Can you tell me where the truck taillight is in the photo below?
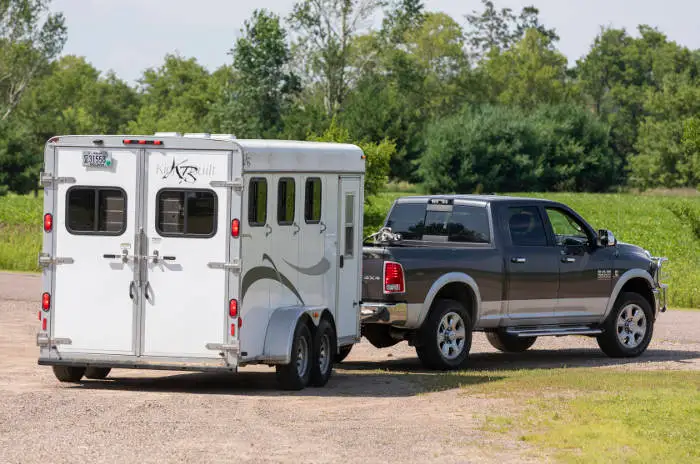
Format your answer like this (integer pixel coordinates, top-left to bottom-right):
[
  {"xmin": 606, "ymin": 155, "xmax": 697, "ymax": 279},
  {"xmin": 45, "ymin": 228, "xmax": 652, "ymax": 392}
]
[
  {"xmin": 43, "ymin": 213, "xmax": 53, "ymax": 232},
  {"xmin": 384, "ymin": 261, "xmax": 405, "ymax": 294},
  {"xmin": 42, "ymin": 292, "xmax": 51, "ymax": 311},
  {"xmin": 231, "ymin": 218, "xmax": 240, "ymax": 237},
  {"xmin": 229, "ymin": 299, "xmax": 238, "ymax": 318}
]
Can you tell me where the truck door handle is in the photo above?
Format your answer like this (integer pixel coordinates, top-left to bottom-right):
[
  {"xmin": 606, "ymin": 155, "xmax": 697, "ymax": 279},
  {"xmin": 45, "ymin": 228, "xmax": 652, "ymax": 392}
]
[
  {"xmin": 562, "ymin": 257, "xmax": 576, "ymax": 263},
  {"xmin": 511, "ymin": 257, "xmax": 527, "ymax": 264},
  {"xmin": 129, "ymin": 281, "xmax": 136, "ymax": 300}
]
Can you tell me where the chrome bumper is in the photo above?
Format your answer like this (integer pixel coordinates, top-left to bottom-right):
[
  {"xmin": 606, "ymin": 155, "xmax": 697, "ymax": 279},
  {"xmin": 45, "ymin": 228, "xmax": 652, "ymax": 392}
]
[
  {"xmin": 654, "ymin": 284, "xmax": 668, "ymax": 315},
  {"xmin": 360, "ymin": 302, "xmax": 407, "ymax": 325}
]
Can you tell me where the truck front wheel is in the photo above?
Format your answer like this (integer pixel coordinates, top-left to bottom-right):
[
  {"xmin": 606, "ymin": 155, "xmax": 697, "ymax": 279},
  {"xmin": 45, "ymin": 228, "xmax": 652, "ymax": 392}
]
[
  {"xmin": 597, "ymin": 292, "xmax": 654, "ymax": 358},
  {"xmin": 416, "ymin": 299, "xmax": 472, "ymax": 370},
  {"xmin": 52, "ymin": 366, "xmax": 85, "ymax": 383},
  {"xmin": 486, "ymin": 330, "xmax": 537, "ymax": 353}
]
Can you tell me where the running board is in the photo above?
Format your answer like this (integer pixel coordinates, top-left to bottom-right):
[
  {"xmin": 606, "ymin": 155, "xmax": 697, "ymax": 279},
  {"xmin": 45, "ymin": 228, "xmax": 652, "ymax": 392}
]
[{"xmin": 505, "ymin": 326, "xmax": 602, "ymax": 338}]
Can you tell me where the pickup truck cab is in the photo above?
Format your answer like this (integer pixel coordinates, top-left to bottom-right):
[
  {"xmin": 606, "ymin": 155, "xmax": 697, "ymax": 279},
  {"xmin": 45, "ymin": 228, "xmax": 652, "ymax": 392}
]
[{"xmin": 354, "ymin": 195, "xmax": 668, "ymax": 370}]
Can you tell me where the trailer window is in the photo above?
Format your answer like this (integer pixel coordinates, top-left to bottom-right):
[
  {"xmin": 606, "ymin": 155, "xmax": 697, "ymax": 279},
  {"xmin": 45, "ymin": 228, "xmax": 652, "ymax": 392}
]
[
  {"xmin": 248, "ymin": 178, "xmax": 267, "ymax": 226},
  {"xmin": 304, "ymin": 178, "xmax": 322, "ymax": 223},
  {"xmin": 344, "ymin": 193, "xmax": 355, "ymax": 257},
  {"xmin": 277, "ymin": 178, "xmax": 295, "ymax": 225},
  {"xmin": 156, "ymin": 189, "xmax": 217, "ymax": 237},
  {"xmin": 66, "ymin": 187, "xmax": 126, "ymax": 235}
]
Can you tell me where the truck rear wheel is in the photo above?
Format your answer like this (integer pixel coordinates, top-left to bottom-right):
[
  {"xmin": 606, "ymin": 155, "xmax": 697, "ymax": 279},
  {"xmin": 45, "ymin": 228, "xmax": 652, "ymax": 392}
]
[
  {"xmin": 597, "ymin": 292, "xmax": 654, "ymax": 358},
  {"xmin": 275, "ymin": 321, "xmax": 313, "ymax": 390},
  {"xmin": 416, "ymin": 299, "xmax": 472, "ymax": 370},
  {"xmin": 52, "ymin": 366, "xmax": 86, "ymax": 383},
  {"xmin": 363, "ymin": 324, "xmax": 399, "ymax": 348},
  {"xmin": 486, "ymin": 330, "xmax": 537, "ymax": 353},
  {"xmin": 85, "ymin": 367, "xmax": 112, "ymax": 380},
  {"xmin": 335, "ymin": 345, "xmax": 353, "ymax": 363},
  {"xmin": 310, "ymin": 318, "xmax": 335, "ymax": 387}
]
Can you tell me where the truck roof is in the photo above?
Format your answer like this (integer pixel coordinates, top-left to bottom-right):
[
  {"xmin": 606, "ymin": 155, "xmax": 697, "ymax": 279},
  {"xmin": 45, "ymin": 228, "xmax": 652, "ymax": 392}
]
[{"xmin": 394, "ymin": 194, "xmax": 556, "ymax": 204}]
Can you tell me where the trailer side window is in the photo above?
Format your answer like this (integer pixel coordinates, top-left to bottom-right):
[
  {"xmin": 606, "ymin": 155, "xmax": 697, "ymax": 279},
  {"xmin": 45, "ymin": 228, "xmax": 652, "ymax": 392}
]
[
  {"xmin": 344, "ymin": 193, "xmax": 355, "ymax": 257},
  {"xmin": 304, "ymin": 178, "xmax": 322, "ymax": 223},
  {"xmin": 248, "ymin": 178, "xmax": 268, "ymax": 226},
  {"xmin": 156, "ymin": 189, "xmax": 217, "ymax": 237},
  {"xmin": 66, "ymin": 187, "xmax": 126, "ymax": 235},
  {"xmin": 277, "ymin": 178, "xmax": 295, "ymax": 225}
]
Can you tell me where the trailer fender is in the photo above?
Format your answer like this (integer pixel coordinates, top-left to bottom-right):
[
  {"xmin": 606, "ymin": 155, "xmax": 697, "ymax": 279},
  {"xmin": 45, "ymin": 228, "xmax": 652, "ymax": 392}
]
[{"xmin": 262, "ymin": 306, "xmax": 330, "ymax": 364}]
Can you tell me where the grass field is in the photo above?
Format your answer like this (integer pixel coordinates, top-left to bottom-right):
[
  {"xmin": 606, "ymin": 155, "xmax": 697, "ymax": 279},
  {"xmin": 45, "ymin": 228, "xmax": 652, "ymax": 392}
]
[
  {"xmin": 431, "ymin": 368, "xmax": 700, "ymax": 463},
  {"xmin": 1, "ymin": 190, "xmax": 699, "ymax": 307}
]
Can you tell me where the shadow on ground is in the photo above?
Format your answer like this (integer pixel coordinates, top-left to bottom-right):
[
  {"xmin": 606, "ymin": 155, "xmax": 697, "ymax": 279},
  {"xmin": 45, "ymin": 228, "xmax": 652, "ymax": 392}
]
[{"xmin": 67, "ymin": 347, "xmax": 699, "ymax": 397}]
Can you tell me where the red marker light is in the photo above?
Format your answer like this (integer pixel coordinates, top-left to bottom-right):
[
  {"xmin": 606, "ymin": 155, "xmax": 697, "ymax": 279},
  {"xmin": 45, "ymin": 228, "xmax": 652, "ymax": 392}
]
[
  {"xmin": 230, "ymin": 323, "xmax": 236, "ymax": 337},
  {"xmin": 42, "ymin": 318, "xmax": 47, "ymax": 331},
  {"xmin": 231, "ymin": 218, "xmax": 240, "ymax": 238},
  {"xmin": 41, "ymin": 292, "xmax": 51, "ymax": 311},
  {"xmin": 43, "ymin": 213, "xmax": 53, "ymax": 232},
  {"xmin": 229, "ymin": 299, "xmax": 238, "ymax": 318}
]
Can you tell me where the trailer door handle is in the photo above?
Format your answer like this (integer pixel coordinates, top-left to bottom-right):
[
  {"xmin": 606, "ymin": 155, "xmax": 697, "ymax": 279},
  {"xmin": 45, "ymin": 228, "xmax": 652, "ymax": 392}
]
[
  {"xmin": 292, "ymin": 222, "xmax": 300, "ymax": 236},
  {"xmin": 129, "ymin": 281, "xmax": 136, "ymax": 300},
  {"xmin": 339, "ymin": 255, "xmax": 344, "ymax": 268},
  {"xmin": 319, "ymin": 221, "xmax": 326, "ymax": 234},
  {"xmin": 162, "ymin": 256, "xmax": 176, "ymax": 261},
  {"xmin": 511, "ymin": 257, "xmax": 527, "ymax": 264}
]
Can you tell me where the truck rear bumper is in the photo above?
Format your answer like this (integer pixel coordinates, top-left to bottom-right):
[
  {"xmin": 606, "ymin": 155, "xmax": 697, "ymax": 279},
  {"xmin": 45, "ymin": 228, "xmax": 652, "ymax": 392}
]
[{"xmin": 360, "ymin": 302, "xmax": 407, "ymax": 325}]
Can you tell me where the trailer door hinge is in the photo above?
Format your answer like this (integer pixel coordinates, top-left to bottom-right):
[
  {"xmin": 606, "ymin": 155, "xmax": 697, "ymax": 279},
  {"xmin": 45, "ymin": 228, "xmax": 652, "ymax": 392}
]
[
  {"xmin": 210, "ymin": 178, "xmax": 243, "ymax": 191},
  {"xmin": 36, "ymin": 334, "xmax": 72, "ymax": 347},
  {"xmin": 207, "ymin": 259, "xmax": 241, "ymax": 272},
  {"xmin": 38, "ymin": 253, "xmax": 74, "ymax": 267},
  {"xmin": 40, "ymin": 172, "xmax": 76, "ymax": 187}
]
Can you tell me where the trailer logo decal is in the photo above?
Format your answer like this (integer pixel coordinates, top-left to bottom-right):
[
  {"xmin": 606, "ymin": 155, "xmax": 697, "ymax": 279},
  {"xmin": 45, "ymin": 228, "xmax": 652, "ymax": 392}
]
[{"xmin": 157, "ymin": 158, "xmax": 216, "ymax": 184}]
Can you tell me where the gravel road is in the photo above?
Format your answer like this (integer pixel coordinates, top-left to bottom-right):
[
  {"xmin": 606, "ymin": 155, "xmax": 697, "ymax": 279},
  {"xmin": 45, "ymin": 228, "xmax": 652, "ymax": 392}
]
[{"xmin": 1, "ymin": 272, "xmax": 698, "ymax": 464}]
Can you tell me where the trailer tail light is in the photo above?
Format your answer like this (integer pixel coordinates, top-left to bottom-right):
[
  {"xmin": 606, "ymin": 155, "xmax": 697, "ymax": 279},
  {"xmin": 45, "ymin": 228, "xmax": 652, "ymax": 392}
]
[
  {"xmin": 123, "ymin": 139, "xmax": 163, "ymax": 146},
  {"xmin": 43, "ymin": 213, "xmax": 53, "ymax": 232},
  {"xmin": 230, "ymin": 323, "xmax": 236, "ymax": 337},
  {"xmin": 229, "ymin": 299, "xmax": 238, "ymax": 318},
  {"xmin": 42, "ymin": 318, "xmax": 47, "ymax": 331},
  {"xmin": 231, "ymin": 218, "xmax": 240, "ymax": 238},
  {"xmin": 41, "ymin": 292, "xmax": 51, "ymax": 311},
  {"xmin": 383, "ymin": 261, "xmax": 405, "ymax": 294}
]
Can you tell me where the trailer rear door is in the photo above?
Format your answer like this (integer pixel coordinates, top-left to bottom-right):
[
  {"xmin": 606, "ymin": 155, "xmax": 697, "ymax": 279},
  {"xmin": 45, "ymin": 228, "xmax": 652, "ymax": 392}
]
[{"xmin": 52, "ymin": 147, "xmax": 139, "ymax": 354}]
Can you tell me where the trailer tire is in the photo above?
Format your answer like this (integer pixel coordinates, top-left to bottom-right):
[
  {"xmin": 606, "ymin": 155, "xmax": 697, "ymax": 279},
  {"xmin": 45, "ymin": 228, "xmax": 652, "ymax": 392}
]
[
  {"xmin": 310, "ymin": 318, "xmax": 335, "ymax": 387},
  {"xmin": 415, "ymin": 299, "xmax": 472, "ymax": 370},
  {"xmin": 275, "ymin": 321, "xmax": 313, "ymax": 390},
  {"xmin": 363, "ymin": 324, "xmax": 399, "ymax": 348},
  {"xmin": 335, "ymin": 345, "xmax": 353, "ymax": 363},
  {"xmin": 52, "ymin": 366, "xmax": 86, "ymax": 383},
  {"xmin": 486, "ymin": 330, "xmax": 537, "ymax": 353},
  {"xmin": 85, "ymin": 367, "xmax": 112, "ymax": 380}
]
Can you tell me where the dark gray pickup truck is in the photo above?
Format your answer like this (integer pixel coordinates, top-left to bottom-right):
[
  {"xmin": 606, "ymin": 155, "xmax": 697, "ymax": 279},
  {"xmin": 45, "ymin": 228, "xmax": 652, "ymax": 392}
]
[{"xmin": 347, "ymin": 195, "xmax": 668, "ymax": 370}]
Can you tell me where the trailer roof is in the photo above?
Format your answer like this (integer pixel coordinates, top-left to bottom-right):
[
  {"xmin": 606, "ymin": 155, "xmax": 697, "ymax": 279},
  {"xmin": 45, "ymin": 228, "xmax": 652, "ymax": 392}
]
[{"xmin": 48, "ymin": 135, "xmax": 366, "ymax": 174}]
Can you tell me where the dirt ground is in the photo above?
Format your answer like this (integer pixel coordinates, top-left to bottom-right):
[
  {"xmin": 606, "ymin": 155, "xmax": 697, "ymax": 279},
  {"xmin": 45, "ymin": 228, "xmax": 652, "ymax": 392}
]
[{"xmin": 0, "ymin": 272, "xmax": 698, "ymax": 464}]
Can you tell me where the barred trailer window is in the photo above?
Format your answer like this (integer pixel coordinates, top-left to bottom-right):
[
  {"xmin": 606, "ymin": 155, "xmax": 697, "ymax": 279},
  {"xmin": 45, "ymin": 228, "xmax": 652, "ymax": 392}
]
[
  {"xmin": 66, "ymin": 187, "xmax": 126, "ymax": 235},
  {"xmin": 156, "ymin": 189, "xmax": 217, "ymax": 237},
  {"xmin": 248, "ymin": 178, "xmax": 268, "ymax": 226}
]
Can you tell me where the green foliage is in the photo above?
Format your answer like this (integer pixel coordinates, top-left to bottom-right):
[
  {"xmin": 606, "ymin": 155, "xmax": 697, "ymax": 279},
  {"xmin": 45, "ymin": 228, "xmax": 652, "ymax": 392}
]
[{"xmin": 419, "ymin": 104, "xmax": 616, "ymax": 194}]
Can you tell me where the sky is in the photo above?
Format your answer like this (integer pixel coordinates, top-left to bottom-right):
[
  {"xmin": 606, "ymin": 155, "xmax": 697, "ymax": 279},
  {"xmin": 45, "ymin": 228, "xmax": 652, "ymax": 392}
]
[{"xmin": 52, "ymin": 0, "xmax": 700, "ymax": 84}]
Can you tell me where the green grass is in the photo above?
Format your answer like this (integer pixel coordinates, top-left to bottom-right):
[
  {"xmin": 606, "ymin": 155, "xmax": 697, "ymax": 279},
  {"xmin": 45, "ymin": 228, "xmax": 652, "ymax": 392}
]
[
  {"xmin": 436, "ymin": 369, "xmax": 700, "ymax": 463},
  {"xmin": 0, "ymin": 194, "xmax": 43, "ymax": 272},
  {"xmin": 365, "ymin": 191, "xmax": 700, "ymax": 308}
]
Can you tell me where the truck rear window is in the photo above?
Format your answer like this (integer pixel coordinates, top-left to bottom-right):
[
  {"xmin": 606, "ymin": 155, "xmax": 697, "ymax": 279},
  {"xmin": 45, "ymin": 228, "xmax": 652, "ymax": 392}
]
[
  {"xmin": 386, "ymin": 203, "xmax": 491, "ymax": 243},
  {"xmin": 66, "ymin": 187, "xmax": 126, "ymax": 235},
  {"xmin": 385, "ymin": 203, "xmax": 426, "ymax": 240},
  {"xmin": 157, "ymin": 189, "xmax": 217, "ymax": 237}
]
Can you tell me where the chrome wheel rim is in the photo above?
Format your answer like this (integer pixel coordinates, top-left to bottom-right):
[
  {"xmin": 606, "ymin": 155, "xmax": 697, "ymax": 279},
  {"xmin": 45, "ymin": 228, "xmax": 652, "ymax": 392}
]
[
  {"xmin": 296, "ymin": 336, "xmax": 309, "ymax": 377},
  {"xmin": 437, "ymin": 311, "xmax": 466, "ymax": 360},
  {"xmin": 318, "ymin": 333, "xmax": 331, "ymax": 374},
  {"xmin": 616, "ymin": 304, "xmax": 647, "ymax": 349}
]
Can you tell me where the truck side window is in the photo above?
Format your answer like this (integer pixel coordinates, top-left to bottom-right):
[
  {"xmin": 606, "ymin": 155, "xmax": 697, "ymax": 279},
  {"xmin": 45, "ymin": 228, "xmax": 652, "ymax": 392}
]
[
  {"xmin": 248, "ymin": 178, "xmax": 267, "ymax": 226},
  {"xmin": 304, "ymin": 178, "xmax": 322, "ymax": 223},
  {"xmin": 546, "ymin": 208, "xmax": 590, "ymax": 246},
  {"xmin": 157, "ymin": 189, "xmax": 217, "ymax": 237},
  {"xmin": 66, "ymin": 187, "xmax": 126, "ymax": 235},
  {"xmin": 449, "ymin": 206, "xmax": 490, "ymax": 243},
  {"xmin": 507, "ymin": 206, "xmax": 547, "ymax": 247},
  {"xmin": 277, "ymin": 178, "xmax": 295, "ymax": 225},
  {"xmin": 385, "ymin": 203, "xmax": 426, "ymax": 240}
]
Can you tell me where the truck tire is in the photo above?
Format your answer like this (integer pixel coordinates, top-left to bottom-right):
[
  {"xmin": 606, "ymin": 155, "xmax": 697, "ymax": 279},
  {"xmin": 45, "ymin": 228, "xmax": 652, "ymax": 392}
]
[
  {"xmin": 335, "ymin": 345, "xmax": 353, "ymax": 363},
  {"xmin": 52, "ymin": 366, "xmax": 86, "ymax": 383},
  {"xmin": 84, "ymin": 367, "xmax": 111, "ymax": 380},
  {"xmin": 363, "ymin": 324, "xmax": 399, "ymax": 348},
  {"xmin": 275, "ymin": 321, "xmax": 313, "ymax": 390},
  {"xmin": 597, "ymin": 292, "xmax": 654, "ymax": 358},
  {"xmin": 310, "ymin": 318, "xmax": 335, "ymax": 387},
  {"xmin": 486, "ymin": 330, "xmax": 537, "ymax": 353},
  {"xmin": 415, "ymin": 299, "xmax": 472, "ymax": 370}
]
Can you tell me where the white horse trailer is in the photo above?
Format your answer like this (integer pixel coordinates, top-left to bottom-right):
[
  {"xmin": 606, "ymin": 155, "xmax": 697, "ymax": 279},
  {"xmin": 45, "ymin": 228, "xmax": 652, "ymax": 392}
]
[{"xmin": 37, "ymin": 134, "xmax": 365, "ymax": 390}]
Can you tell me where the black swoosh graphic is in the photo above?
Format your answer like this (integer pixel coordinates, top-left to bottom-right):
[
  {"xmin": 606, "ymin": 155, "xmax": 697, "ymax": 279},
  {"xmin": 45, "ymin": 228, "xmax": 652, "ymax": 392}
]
[
  {"xmin": 283, "ymin": 257, "xmax": 331, "ymax": 276},
  {"xmin": 241, "ymin": 254, "xmax": 305, "ymax": 305}
]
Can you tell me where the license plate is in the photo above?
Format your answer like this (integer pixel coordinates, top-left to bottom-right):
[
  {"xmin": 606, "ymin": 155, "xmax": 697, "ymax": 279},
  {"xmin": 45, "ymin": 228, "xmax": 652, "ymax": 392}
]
[{"xmin": 82, "ymin": 150, "xmax": 112, "ymax": 168}]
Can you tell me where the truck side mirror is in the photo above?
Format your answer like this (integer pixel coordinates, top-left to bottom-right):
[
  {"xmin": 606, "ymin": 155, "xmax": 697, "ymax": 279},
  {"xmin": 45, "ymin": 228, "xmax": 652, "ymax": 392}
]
[{"xmin": 598, "ymin": 229, "xmax": 617, "ymax": 247}]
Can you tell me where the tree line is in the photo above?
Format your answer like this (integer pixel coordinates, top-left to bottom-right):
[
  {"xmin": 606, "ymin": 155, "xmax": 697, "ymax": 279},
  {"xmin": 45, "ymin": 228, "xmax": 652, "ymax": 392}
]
[{"xmin": 1, "ymin": 0, "xmax": 699, "ymax": 197}]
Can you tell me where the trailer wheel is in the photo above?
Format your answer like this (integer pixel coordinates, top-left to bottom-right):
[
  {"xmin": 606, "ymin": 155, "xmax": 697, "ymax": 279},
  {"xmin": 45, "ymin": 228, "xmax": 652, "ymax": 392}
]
[
  {"xmin": 275, "ymin": 321, "xmax": 313, "ymax": 390},
  {"xmin": 84, "ymin": 367, "xmax": 112, "ymax": 380},
  {"xmin": 415, "ymin": 299, "xmax": 472, "ymax": 370},
  {"xmin": 52, "ymin": 366, "xmax": 86, "ymax": 383},
  {"xmin": 335, "ymin": 345, "xmax": 353, "ymax": 363},
  {"xmin": 310, "ymin": 318, "xmax": 335, "ymax": 387}
]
